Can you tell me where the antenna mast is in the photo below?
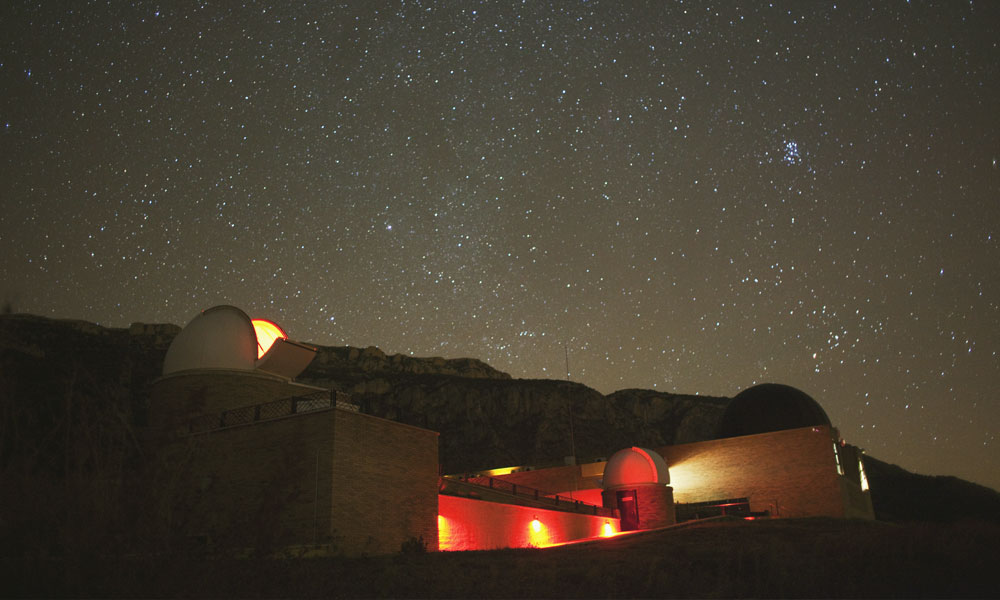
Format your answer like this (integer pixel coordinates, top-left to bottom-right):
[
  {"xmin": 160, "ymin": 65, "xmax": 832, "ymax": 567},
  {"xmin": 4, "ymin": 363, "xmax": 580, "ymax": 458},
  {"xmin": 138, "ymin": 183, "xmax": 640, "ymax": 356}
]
[{"xmin": 565, "ymin": 344, "xmax": 570, "ymax": 380}]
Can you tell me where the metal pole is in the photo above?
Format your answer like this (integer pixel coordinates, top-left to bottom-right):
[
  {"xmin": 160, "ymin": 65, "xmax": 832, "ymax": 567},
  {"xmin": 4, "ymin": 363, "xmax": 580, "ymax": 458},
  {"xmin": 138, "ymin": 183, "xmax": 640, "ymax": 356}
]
[
  {"xmin": 565, "ymin": 343, "xmax": 577, "ymax": 466},
  {"xmin": 565, "ymin": 344, "xmax": 570, "ymax": 380},
  {"xmin": 312, "ymin": 449, "xmax": 320, "ymax": 545}
]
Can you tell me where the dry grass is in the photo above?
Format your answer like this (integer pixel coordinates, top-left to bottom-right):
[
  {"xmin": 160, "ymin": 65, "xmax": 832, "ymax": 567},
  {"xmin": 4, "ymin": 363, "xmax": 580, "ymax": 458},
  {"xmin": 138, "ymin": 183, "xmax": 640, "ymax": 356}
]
[{"xmin": 4, "ymin": 517, "xmax": 998, "ymax": 598}]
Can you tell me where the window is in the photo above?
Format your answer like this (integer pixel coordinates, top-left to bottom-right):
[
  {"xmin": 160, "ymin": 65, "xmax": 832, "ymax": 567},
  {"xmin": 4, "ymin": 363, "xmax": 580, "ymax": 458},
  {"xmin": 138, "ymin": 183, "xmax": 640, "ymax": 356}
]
[
  {"xmin": 858, "ymin": 458, "xmax": 870, "ymax": 492},
  {"xmin": 832, "ymin": 442, "xmax": 844, "ymax": 476}
]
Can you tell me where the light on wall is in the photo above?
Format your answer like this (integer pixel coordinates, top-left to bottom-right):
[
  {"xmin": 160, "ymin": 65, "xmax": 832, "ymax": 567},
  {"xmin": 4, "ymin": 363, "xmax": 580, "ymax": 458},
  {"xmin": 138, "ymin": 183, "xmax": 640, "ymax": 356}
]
[
  {"xmin": 666, "ymin": 459, "xmax": 702, "ymax": 491},
  {"xmin": 602, "ymin": 521, "xmax": 614, "ymax": 537},
  {"xmin": 531, "ymin": 518, "xmax": 542, "ymax": 533}
]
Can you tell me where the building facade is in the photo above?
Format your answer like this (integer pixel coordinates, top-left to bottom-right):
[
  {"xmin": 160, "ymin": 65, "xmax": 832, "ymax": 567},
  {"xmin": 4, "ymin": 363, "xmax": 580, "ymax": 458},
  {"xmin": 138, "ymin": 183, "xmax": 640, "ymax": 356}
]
[{"xmin": 148, "ymin": 306, "xmax": 873, "ymax": 557}]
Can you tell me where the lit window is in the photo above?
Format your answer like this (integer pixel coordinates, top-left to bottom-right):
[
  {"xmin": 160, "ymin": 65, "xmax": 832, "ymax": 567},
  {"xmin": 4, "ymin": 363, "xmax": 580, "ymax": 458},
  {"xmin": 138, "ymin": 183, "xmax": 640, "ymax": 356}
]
[
  {"xmin": 832, "ymin": 442, "xmax": 844, "ymax": 476},
  {"xmin": 859, "ymin": 459, "xmax": 870, "ymax": 492}
]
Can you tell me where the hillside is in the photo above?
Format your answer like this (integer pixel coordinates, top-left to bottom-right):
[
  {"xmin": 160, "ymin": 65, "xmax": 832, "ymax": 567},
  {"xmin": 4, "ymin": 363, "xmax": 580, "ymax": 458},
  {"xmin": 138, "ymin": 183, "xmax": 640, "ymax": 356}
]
[{"xmin": 864, "ymin": 455, "xmax": 1000, "ymax": 523}]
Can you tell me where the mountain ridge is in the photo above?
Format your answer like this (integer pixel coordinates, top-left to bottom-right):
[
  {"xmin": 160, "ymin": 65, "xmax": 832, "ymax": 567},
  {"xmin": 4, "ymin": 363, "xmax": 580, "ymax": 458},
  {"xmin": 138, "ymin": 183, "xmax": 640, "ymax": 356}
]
[{"xmin": 2, "ymin": 312, "xmax": 998, "ymax": 524}]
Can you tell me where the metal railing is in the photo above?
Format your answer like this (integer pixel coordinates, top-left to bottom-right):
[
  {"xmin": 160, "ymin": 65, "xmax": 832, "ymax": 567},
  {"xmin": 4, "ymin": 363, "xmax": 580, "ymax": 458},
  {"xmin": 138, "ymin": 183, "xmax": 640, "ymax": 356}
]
[
  {"xmin": 675, "ymin": 497, "xmax": 768, "ymax": 522},
  {"xmin": 185, "ymin": 390, "xmax": 358, "ymax": 434},
  {"xmin": 450, "ymin": 474, "xmax": 615, "ymax": 517}
]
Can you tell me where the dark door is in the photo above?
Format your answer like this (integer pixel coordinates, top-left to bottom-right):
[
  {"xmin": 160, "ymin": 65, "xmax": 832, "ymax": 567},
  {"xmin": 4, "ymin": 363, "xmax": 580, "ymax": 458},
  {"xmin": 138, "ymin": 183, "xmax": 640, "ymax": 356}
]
[{"xmin": 616, "ymin": 490, "xmax": 639, "ymax": 531}]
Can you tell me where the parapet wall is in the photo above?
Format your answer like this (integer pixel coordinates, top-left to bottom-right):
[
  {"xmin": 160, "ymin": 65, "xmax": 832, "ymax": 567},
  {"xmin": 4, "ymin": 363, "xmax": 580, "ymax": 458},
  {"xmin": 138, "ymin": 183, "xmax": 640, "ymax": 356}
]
[{"xmin": 438, "ymin": 494, "xmax": 618, "ymax": 550}]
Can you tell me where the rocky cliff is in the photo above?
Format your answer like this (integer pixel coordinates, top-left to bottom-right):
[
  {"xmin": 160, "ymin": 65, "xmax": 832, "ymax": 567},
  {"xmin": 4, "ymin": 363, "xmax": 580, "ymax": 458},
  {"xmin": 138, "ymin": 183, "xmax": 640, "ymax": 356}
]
[{"xmin": 0, "ymin": 313, "xmax": 727, "ymax": 472}]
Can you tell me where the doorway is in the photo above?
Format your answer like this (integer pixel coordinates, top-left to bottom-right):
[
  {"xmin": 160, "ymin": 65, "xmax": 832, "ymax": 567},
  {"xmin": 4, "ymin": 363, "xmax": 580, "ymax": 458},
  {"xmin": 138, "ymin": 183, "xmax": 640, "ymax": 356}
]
[{"xmin": 616, "ymin": 489, "xmax": 639, "ymax": 531}]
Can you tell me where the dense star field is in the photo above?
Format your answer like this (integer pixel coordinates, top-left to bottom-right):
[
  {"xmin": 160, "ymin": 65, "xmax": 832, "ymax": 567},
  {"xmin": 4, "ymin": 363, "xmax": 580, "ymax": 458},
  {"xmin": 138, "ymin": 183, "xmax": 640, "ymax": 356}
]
[{"xmin": 2, "ymin": 2, "xmax": 997, "ymax": 491}]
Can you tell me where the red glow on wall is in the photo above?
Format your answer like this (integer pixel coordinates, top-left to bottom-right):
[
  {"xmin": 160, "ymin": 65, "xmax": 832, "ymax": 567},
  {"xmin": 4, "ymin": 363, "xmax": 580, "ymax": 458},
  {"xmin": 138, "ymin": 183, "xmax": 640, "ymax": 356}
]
[
  {"xmin": 251, "ymin": 318, "xmax": 287, "ymax": 358},
  {"xmin": 438, "ymin": 495, "xmax": 620, "ymax": 551},
  {"xmin": 437, "ymin": 514, "xmax": 453, "ymax": 547}
]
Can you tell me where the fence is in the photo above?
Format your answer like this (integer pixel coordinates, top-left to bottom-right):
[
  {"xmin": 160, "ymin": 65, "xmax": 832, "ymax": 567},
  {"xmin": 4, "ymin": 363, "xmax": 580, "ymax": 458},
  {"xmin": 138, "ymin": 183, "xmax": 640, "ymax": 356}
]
[
  {"xmin": 451, "ymin": 474, "xmax": 615, "ymax": 517},
  {"xmin": 675, "ymin": 497, "xmax": 770, "ymax": 522},
  {"xmin": 185, "ymin": 390, "xmax": 358, "ymax": 434}
]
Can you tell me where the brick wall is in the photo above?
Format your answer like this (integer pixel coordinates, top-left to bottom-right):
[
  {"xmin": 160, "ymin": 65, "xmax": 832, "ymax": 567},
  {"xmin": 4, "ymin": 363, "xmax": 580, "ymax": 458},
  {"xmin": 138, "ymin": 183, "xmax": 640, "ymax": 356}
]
[
  {"xmin": 331, "ymin": 410, "xmax": 439, "ymax": 555},
  {"xmin": 483, "ymin": 426, "xmax": 871, "ymax": 521},
  {"xmin": 602, "ymin": 484, "xmax": 675, "ymax": 529},
  {"xmin": 161, "ymin": 405, "xmax": 439, "ymax": 556},
  {"xmin": 657, "ymin": 426, "xmax": 847, "ymax": 518},
  {"xmin": 176, "ymin": 409, "xmax": 338, "ymax": 551}
]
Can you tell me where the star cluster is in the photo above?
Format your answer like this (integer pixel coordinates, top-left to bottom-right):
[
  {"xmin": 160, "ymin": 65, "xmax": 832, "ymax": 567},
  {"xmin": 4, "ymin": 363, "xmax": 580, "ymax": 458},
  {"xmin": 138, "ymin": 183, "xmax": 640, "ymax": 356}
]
[{"xmin": 2, "ymin": 2, "xmax": 997, "ymax": 490}]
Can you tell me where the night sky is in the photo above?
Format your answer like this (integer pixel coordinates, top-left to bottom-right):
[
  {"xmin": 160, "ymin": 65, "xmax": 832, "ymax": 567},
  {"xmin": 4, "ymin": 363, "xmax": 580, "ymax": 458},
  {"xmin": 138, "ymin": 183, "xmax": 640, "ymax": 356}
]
[{"xmin": 2, "ymin": 2, "xmax": 998, "ymax": 491}]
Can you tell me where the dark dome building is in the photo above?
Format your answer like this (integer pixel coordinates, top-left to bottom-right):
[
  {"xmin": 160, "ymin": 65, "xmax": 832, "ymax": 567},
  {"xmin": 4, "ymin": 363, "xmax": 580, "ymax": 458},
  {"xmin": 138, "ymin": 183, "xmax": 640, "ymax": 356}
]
[{"xmin": 715, "ymin": 383, "xmax": 831, "ymax": 439}]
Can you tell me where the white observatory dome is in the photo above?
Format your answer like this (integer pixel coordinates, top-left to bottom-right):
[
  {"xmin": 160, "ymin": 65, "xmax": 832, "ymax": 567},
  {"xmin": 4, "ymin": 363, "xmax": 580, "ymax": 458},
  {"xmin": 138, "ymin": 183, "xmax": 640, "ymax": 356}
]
[
  {"xmin": 162, "ymin": 305, "xmax": 258, "ymax": 375},
  {"xmin": 603, "ymin": 447, "xmax": 670, "ymax": 489}
]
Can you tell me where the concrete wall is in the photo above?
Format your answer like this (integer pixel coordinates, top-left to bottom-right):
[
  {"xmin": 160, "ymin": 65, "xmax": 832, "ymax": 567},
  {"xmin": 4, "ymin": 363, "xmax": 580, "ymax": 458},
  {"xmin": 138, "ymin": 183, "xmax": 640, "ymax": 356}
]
[
  {"xmin": 657, "ymin": 425, "xmax": 849, "ymax": 518},
  {"xmin": 438, "ymin": 494, "xmax": 619, "ymax": 551}
]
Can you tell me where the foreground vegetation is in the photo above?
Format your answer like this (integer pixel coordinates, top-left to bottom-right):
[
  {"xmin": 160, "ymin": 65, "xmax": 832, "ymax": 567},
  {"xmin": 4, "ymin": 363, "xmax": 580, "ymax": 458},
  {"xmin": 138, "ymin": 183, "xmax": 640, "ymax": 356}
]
[{"xmin": 3, "ymin": 517, "xmax": 998, "ymax": 598}]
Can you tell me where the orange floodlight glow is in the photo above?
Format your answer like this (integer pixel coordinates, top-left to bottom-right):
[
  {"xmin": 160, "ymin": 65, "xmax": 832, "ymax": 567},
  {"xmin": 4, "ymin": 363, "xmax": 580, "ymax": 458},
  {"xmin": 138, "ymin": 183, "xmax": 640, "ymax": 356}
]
[
  {"xmin": 602, "ymin": 521, "xmax": 615, "ymax": 537},
  {"xmin": 527, "ymin": 517, "xmax": 551, "ymax": 546},
  {"xmin": 666, "ymin": 459, "xmax": 702, "ymax": 492},
  {"xmin": 251, "ymin": 318, "xmax": 287, "ymax": 359}
]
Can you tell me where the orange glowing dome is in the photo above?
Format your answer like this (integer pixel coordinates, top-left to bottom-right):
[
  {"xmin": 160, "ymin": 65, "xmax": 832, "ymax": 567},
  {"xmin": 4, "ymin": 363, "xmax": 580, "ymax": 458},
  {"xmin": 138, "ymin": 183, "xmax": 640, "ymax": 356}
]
[{"xmin": 251, "ymin": 318, "xmax": 287, "ymax": 359}]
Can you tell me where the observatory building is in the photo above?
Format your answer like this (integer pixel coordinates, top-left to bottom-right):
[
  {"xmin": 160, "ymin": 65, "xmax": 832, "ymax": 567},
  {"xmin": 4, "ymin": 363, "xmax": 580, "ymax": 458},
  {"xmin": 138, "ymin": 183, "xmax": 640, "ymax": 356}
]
[
  {"xmin": 149, "ymin": 306, "xmax": 439, "ymax": 554},
  {"xmin": 147, "ymin": 305, "xmax": 873, "ymax": 556}
]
